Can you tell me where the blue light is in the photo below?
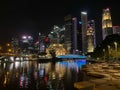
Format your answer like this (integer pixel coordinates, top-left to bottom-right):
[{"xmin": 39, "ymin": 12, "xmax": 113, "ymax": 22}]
[
  {"xmin": 79, "ymin": 21, "xmax": 82, "ymax": 24},
  {"xmin": 58, "ymin": 60, "xmax": 86, "ymax": 68},
  {"xmin": 57, "ymin": 54, "xmax": 86, "ymax": 59}
]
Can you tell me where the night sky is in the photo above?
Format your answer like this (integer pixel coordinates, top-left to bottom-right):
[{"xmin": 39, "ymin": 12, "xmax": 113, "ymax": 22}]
[{"xmin": 0, "ymin": 0, "xmax": 120, "ymax": 44}]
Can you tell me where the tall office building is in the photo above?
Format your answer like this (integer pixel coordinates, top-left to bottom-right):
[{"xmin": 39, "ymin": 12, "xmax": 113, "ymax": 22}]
[
  {"xmin": 113, "ymin": 26, "xmax": 120, "ymax": 35},
  {"xmin": 77, "ymin": 20, "xmax": 82, "ymax": 53},
  {"xmin": 87, "ymin": 20, "xmax": 96, "ymax": 52},
  {"xmin": 102, "ymin": 8, "xmax": 113, "ymax": 40},
  {"xmin": 48, "ymin": 25, "xmax": 65, "ymax": 44},
  {"xmin": 64, "ymin": 15, "xmax": 72, "ymax": 53},
  {"xmin": 81, "ymin": 11, "xmax": 88, "ymax": 54},
  {"xmin": 87, "ymin": 27, "xmax": 94, "ymax": 52},
  {"xmin": 11, "ymin": 38, "xmax": 19, "ymax": 54},
  {"xmin": 72, "ymin": 17, "xmax": 78, "ymax": 53},
  {"xmin": 38, "ymin": 33, "xmax": 46, "ymax": 53},
  {"xmin": 20, "ymin": 35, "xmax": 34, "ymax": 54}
]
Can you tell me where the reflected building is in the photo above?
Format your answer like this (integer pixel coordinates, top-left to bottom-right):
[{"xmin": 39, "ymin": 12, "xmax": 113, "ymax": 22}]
[
  {"xmin": 102, "ymin": 8, "xmax": 113, "ymax": 40},
  {"xmin": 0, "ymin": 59, "xmax": 87, "ymax": 90}
]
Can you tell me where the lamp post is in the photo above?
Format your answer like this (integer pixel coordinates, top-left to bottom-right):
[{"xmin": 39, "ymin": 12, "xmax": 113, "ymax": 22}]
[
  {"xmin": 107, "ymin": 45, "xmax": 110, "ymax": 60},
  {"xmin": 114, "ymin": 42, "xmax": 117, "ymax": 59}
]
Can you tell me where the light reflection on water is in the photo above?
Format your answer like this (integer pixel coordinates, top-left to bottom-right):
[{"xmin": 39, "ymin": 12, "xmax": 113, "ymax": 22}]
[{"xmin": 0, "ymin": 59, "xmax": 86, "ymax": 90}]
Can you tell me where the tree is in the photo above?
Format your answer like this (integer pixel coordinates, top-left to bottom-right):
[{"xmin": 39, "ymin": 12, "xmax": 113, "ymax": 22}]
[{"xmin": 91, "ymin": 34, "xmax": 120, "ymax": 59}]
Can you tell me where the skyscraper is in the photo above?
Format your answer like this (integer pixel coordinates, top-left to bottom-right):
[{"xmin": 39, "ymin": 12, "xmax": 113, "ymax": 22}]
[
  {"xmin": 113, "ymin": 26, "xmax": 120, "ymax": 35},
  {"xmin": 64, "ymin": 15, "xmax": 78, "ymax": 54},
  {"xmin": 11, "ymin": 38, "xmax": 19, "ymax": 54},
  {"xmin": 102, "ymin": 8, "xmax": 113, "ymax": 40},
  {"xmin": 87, "ymin": 27, "xmax": 94, "ymax": 53},
  {"xmin": 81, "ymin": 11, "xmax": 88, "ymax": 54},
  {"xmin": 20, "ymin": 35, "xmax": 34, "ymax": 54},
  {"xmin": 72, "ymin": 17, "xmax": 78, "ymax": 53},
  {"xmin": 64, "ymin": 15, "xmax": 72, "ymax": 53},
  {"xmin": 87, "ymin": 20, "xmax": 96, "ymax": 52}
]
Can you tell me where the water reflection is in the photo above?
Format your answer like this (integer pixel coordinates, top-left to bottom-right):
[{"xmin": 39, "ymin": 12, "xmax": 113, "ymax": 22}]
[{"xmin": 0, "ymin": 59, "xmax": 86, "ymax": 90}]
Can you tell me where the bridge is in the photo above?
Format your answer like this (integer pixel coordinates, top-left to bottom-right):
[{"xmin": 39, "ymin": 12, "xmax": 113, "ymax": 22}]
[
  {"xmin": 0, "ymin": 53, "xmax": 31, "ymax": 62},
  {"xmin": 0, "ymin": 53, "xmax": 22, "ymax": 57},
  {"xmin": 57, "ymin": 54, "xmax": 87, "ymax": 59}
]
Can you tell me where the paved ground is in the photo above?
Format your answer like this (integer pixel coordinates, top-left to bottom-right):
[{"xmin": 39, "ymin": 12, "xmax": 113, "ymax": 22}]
[{"xmin": 74, "ymin": 61, "xmax": 120, "ymax": 90}]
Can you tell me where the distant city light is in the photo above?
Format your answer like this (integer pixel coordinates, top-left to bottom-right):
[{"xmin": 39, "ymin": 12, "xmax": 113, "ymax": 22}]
[
  {"xmin": 72, "ymin": 17, "xmax": 76, "ymax": 20},
  {"xmin": 28, "ymin": 36, "xmax": 32, "ymax": 39},
  {"xmin": 22, "ymin": 35, "xmax": 33, "ymax": 40},
  {"xmin": 22, "ymin": 36, "xmax": 27, "ymax": 39},
  {"xmin": 113, "ymin": 26, "xmax": 120, "ymax": 28},
  {"xmin": 51, "ymin": 31, "xmax": 54, "ymax": 33},
  {"xmin": 39, "ymin": 32, "xmax": 41, "ymax": 36},
  {"xmin": 42, "ymin": 45, "xmax": 45, "ymax": 47},
  {"xmin": 81, "ymin": 11, "xmax": 87, "ymax": 15},
  {"xmin": 75, "ymin": 49, "xmax": 79, "ymax": 51},
  {"xmin": 45, "ymin": 37, "xmax": 49, "ymax": 42},
  {"xmin": 91, "ymin": 20, "xmax": 94, "ymax": 22},
  {"xmin": 106, "ymin": 8, "xmax": 109, "ymax": 11},
  {"xmin": 54, "ymin": 25, "xmax": 59, "ymax": 29},
  {"xmin": 79, "ymin": 21, "xmax": 82, "ymax": 24}
]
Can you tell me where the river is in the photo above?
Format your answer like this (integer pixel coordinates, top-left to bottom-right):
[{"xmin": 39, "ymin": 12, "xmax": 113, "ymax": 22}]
[{"xmin": 0, "ymin": 59, "xmax": 86, "ymax": 90}]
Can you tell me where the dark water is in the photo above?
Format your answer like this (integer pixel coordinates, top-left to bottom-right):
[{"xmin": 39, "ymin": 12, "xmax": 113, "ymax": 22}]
[{"xmin": 0, "ymin": 59, "xmax": 86, "ymax": 90}]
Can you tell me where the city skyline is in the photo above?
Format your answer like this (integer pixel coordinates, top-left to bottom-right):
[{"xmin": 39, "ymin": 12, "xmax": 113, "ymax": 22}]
[{"xmin": 0, "ymin": 0, "xmax": 120, "ymax": 43}]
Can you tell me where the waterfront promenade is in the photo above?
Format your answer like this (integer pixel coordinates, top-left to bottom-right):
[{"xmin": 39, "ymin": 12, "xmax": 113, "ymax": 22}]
[{"xmin": 74, "ymin": 60, "xmax": 120, "ymax": 90}]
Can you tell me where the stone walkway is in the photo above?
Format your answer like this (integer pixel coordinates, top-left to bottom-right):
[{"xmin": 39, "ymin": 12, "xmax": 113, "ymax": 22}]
[{"xmin": 74, "ymin": 62, "xmax": 120, "ymax": 90}]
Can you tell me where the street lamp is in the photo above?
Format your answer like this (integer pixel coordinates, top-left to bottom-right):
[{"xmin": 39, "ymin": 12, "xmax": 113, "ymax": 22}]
[
  {"xmin": 114, "ymin": 42, "xmax": 117, "ymax": 51},
  {"xmin": 8, "ymin": 48, "xmax": 12, "ymax": 53},
  {"xmin": 6, "ymin": 43, "xmax": 10, "ymax": 47},
  {"xmin": 114, "ymin": 42, "xmax": 117, "ymax": 59},
  {"xmin": 107, "ymin": 45, "xmax": 110, "ymax": 59}
]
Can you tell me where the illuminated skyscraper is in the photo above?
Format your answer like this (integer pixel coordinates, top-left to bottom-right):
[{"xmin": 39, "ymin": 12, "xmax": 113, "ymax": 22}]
[
  {"xmin": 20, "ymin": 35, "xmax": 34, "ymax": 54},
  {"xmin": 87, "ymin": 27, "xmax": 94, "ymax": 52},
  {"xmin": 102, "ymin": 8, "xmax": 113, "ymax": 40},
  {"xmin": 87, "ymin": 20, "xmax": 96, "ymax": 52},
  {"xmin": 81, "ymin": 11, "xmax": 88, "ymax": 54}
]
